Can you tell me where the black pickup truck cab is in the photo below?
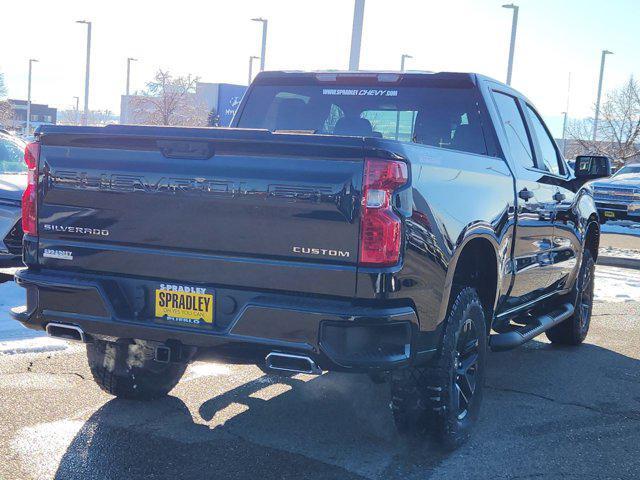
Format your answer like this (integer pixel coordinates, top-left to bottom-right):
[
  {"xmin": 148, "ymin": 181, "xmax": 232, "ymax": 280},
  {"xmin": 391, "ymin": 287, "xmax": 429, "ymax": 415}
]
[{"xmin": 13, "ymin": 71, "xmax": 605, "ymax": 448}]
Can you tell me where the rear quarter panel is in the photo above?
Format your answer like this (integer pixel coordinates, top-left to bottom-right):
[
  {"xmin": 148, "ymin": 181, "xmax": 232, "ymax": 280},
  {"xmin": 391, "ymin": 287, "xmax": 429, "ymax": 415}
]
[{"xmin": 357, "ymin": 139, "xmax": 516, "ymax": 333}]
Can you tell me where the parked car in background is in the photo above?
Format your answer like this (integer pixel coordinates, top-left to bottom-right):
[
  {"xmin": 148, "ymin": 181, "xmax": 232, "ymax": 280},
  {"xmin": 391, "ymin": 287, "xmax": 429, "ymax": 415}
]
[
  {"xmin": 589, "ymin": 162, "xmax": 640, "ymax": 223},
  {"xmin": 0, "ymin": 131, "xmax": 27, "ymax": 264}
]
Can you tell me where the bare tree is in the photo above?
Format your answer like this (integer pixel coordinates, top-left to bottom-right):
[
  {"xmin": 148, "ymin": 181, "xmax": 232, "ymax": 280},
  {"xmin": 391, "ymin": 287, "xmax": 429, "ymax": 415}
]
[
  {"xmin": 567, "ymin": 76, "xmax": 640, "ymax": 166},
  {"xmin": 0, "ymin": 71, "xmax": 13, "ymax": 128},
  {"xmin": 129, "ymin": 70, "xmax": 208, "ymax": 126}
]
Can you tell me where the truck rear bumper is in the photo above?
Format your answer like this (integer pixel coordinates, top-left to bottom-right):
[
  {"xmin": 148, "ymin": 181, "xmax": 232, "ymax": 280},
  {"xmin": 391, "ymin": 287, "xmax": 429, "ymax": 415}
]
[{"xmin": 13, "ymin": 269, "xmax": 439, "ymax": 372}]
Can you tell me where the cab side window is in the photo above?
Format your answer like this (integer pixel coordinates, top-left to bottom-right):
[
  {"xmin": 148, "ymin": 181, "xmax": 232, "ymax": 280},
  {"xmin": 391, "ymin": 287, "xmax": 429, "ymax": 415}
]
[
  {"xmin": 525, "ymin": 105, "xmax": 563, "ymax": 176},
  {"xmin": 492, "ymin": 92, "xmax": 535, "ymax": 169}
]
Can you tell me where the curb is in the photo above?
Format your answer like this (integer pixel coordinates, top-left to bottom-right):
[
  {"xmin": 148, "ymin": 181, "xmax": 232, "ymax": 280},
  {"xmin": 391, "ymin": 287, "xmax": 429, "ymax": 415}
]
[{"xmin": 597, "ymin": 255, "xmax": 640, "ymax": 270}]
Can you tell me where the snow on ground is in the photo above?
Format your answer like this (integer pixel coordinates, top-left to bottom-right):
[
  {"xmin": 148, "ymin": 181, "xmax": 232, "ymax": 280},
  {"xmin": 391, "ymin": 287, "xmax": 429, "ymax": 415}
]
[
  {"xmin": 594, "ymin": 265, "xmax": 640, "ymax": 303},
  {"xmin": 0, "ymin": 279, "xmax": 70, "ymax": 355}
]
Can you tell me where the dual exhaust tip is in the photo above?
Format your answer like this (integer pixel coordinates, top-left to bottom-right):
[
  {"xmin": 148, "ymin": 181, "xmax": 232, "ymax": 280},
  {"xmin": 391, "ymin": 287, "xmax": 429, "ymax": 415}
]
[
  {"xmin": 265, "ymin": 352, "xmax": 322, "ymax": 375},
  {"xmin": 45, "ymin": 323, "xmax": 322, "ymax": 375},
  {"xmin": 45, "ymin": 323, "xmax": 88, "ymax": 343}
]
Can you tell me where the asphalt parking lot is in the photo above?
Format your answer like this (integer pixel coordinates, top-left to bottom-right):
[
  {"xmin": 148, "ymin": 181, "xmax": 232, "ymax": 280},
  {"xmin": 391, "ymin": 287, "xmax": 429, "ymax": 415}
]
[{"xmin": 0, "ymin": 293, "xmax": 639, "ymax": 479}]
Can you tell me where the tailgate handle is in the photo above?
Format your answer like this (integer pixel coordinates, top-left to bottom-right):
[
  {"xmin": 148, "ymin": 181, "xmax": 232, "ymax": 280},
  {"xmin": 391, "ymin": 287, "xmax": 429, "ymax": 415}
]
[{"xmin": 157, "ymin": 140, "xmax": 214, "ymax": 160}]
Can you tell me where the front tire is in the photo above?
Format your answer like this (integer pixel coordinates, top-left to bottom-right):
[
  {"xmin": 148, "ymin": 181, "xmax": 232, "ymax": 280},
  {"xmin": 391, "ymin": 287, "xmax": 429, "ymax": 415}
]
[
  {"xmin": 545, "ymin": 249, "xmax": 595, "ymax": 345},
  {"xmin": 390, "ymin": 287, "xmax": 487, "ymax": 449},
  {"xmin": 87, "ymin": 339, "xmax": 189, "ymax": 400}
]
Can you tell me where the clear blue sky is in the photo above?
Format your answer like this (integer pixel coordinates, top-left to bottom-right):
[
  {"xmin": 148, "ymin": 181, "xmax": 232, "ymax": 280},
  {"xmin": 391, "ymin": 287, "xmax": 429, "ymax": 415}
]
[{"xmin": 2, "ymin": 0, "xmax": 638, "ymax": 136}]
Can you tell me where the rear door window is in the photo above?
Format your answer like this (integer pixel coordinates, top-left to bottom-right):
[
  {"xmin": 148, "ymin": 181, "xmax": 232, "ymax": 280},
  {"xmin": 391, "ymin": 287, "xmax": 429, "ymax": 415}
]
[
  {"xmin": 238, "ymin": 83, "xmax": 491, "ymax": 156},
  {"xmin": 492, "ymin": 91, "xmax": 535, "ymax": 169}
]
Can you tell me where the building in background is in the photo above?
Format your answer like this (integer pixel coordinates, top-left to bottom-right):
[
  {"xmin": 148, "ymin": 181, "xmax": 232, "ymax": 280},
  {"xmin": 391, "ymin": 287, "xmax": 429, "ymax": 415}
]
[
  {"xmin": 120, "ymin": 82, "xmax": 246, "ymax": 126},
  {"xmin": 8, "ymin": 99, "xmax": 57, "ymax": 133}
]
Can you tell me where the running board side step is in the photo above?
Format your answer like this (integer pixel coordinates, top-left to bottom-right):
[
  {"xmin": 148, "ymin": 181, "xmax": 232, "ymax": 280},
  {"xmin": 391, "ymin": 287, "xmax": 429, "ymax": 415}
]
[{"xmin": 490, "ymin": 303, "xmax": 574, "ymax": 352}]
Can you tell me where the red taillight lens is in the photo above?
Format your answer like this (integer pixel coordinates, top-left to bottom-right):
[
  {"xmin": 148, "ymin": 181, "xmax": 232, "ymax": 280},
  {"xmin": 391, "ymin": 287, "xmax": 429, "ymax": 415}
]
[
  {"xmin": 22, "ymin": 142, "xmax": 39, "ymax": 236},
  {"xmin": 359, "ymin": 159, "xmax": 408, "ymax": 267}
]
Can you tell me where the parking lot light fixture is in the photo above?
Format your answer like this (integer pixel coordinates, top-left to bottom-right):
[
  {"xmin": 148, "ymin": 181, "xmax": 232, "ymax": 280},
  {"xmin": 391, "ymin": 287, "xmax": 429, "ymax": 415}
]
[
  {"xmin": 248, "ymin": 56, "xmax": 260, "ymax": 85},
  {"xmin": 502, "ymin": 4, "xmax": 519, "ymax": 85},
  {"xmin": 400, "ymin": 54, "xmax": 413, "ymax": 72},
  {"xmin": 76, "ymin": 20, "xmax": 92, "ymax": 126},
  {"xmin": 251, "ymin": 18, "xmax": 268, "ymax": 71},
  {"xmin": 26, "ymin": 59, "xmax": 38, "ymax": 135},
  {"xmin": 593, "ymin": 49, "xmax": 613, "ymax": 142}
]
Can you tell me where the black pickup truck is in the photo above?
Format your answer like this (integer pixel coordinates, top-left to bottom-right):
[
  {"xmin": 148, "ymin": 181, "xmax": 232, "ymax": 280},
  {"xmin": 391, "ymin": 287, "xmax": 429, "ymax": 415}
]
[{"xmin": 13, "ymin": 71, "xmax": 607, "ymax": 448}]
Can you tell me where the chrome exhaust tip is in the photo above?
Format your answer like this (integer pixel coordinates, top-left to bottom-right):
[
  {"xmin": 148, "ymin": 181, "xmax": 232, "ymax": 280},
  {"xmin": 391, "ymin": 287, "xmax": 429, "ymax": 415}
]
[
  {"xmin": 45, "ymin": 323, "xmax": 88, "ymax": 343},
  {"xmin": 265, "ymin": 352, "xmax": 322, "ymax": 375}
]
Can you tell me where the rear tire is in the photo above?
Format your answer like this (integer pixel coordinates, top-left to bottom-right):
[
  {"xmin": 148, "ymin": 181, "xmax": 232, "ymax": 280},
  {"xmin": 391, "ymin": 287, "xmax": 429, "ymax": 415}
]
[
  {"xmin": 390, "ymin": 287, "xmax": 487, "ymax": 449},
  {"xmin": 87, "ymin": 339, "xmax": 189, "ymax": 400},
  {"xmin": 545, "ymin": 249, "xmax": 595, "ymax": 345}
]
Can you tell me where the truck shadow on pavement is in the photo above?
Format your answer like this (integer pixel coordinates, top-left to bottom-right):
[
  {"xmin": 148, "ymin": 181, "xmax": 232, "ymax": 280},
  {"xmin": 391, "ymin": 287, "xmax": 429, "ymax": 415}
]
[{"xmin": 53, "ymin": 340, "xmax": 640, "ymax": 480}]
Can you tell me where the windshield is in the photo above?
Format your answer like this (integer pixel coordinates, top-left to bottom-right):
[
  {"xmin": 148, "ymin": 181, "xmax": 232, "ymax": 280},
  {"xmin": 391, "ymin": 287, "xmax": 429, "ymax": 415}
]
[
  {"xmin": 613, "ymin": 164, "xmax": 640, "ymax": 176},
  {"xmin": 237, "ymin": 84, "xmax": 493, "ymax": 156},
  {"xmin": 0, "ymin": 136, "xmax": 27, "ymax": 174}
]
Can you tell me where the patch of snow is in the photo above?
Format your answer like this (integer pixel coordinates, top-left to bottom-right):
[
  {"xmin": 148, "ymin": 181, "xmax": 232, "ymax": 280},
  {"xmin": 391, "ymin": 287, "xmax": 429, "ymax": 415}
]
[
  {"xmin": 184, "ymin": 362, "xmax": 231, "ymax": 381},
  {"xmin": 0, "ymin": 337, "xmax": 68, "ymax": 355},
  {"xmin": 594, "ymin": 265, "xmax": 640, "ymax": 303},
  {"xmin": 12, "ymin": 419, "xmax": 85, "ymax": 480}
]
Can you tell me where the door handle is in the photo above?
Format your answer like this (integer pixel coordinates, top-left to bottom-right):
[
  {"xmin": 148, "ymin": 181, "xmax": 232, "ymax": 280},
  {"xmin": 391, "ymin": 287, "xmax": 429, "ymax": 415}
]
[
  {"xmin": 553, "ymin": 192, "xmax": 566, "ymax": 203},
  {"xmin": 518, "ymin": 188, "xmax": 534, "ymax": 201}
]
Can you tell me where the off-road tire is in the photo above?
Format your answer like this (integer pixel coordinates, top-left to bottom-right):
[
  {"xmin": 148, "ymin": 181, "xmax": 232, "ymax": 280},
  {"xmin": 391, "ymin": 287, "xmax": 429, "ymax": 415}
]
[
  {"xmin": 390, "ymin": 287, "xmax": 487, "ymax": 450},
  {"xmin": 87, "ymin": 339, "xmax": 189, "ymax": 400},
  {"xmin": 545, "ymin": 249, "xmax": 595, "ymax": 345}
]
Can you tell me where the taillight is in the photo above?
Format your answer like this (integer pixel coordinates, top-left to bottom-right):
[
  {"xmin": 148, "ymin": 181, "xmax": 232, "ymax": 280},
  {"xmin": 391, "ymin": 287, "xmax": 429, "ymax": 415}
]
[
  {"xmin": 22, "ymin": 142, "xmax": 39, "ymax": 236},
  {"xmin": 359, "ymin": 158, "xmax": 408, "ymax": 266}
]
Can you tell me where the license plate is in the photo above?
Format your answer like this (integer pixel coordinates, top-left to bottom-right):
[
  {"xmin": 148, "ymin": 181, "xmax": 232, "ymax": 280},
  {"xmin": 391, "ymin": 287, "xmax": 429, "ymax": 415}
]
[
  {"xmin": 155, "ymin": 289, "xmax": 214, "ymax": 326},
  {"xmin": 604, "ymin": 211, "xmax": 616, "ymax": 218}
]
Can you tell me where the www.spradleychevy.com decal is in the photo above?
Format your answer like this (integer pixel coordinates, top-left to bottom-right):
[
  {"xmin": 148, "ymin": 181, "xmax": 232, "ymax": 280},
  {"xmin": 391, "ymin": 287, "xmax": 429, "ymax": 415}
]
[{"xmin": 322, "ymin": 89, "xmax": 398, "ymax": 97}]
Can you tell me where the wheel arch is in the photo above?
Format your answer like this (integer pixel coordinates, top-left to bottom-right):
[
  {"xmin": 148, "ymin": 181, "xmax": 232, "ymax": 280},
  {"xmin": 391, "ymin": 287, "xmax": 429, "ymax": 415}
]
[
  {"xmin": 584, "ymin": 216, "xmax": 600, "ymax": 261},
  {"xmin": 439, "ymin": 234, "xmax": 502, "ymax": 334}
]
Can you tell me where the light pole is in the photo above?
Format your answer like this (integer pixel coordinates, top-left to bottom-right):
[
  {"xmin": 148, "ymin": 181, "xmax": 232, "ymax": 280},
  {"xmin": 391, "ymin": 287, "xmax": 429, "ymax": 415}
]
[
  {"xmin": 561, "ymin": 111, "xmax": 568, "ymax": 157},
  {"xmin": 248, "ymin": 56, "xmax": 260, "ymax": 85},
  {"xmin": 593, "ymin": 49, "xmax": 613, "ymax": 142},
  {"xmin": 251, "ymin": 18, "xmax": 268, "ymax": 71},
  {"xmin": 562, "ymin": 72, "xmax": 571, "ymax": 157},
  {"xmin": 126, "ymin": 57, "xmax": 137, "ymax": 96},
  {"xmin": 502, "ymin": 4, "xmax": 519, "ymax": 85},
  {"xmin": 349, "ymin": 0, "xmax": 366, "ymax": 70},
  {"xmin": 400, "ymin": 53, "xmax": 412, "ymax": 72},
  {"xmin": 73, "ymin": 96, "xmax": 80, "ymax": 125},
  {"xmin": 26, "ymin": 59, "xmax": 38, "ymax": 136},
  {"xmin": 396, "ymin": 54, "xmax": 412, "ymax": 140},
  {"xmin": 76, "ymin": 20, "xmax": 92, "ymax": 126}
]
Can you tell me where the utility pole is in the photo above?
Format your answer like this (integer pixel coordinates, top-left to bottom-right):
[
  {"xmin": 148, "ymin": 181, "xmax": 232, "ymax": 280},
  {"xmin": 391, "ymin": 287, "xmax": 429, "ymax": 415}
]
[
  {"xmin": 251, "ymin": 18, "xmax": 268, "ymax": 71},
  {"xmin": 593, "ymin": 49, "xmax": 613, "ymax": 142},
  {"xmin": 502, "ymin": 4, "xmax": 519, "ymax": 85},
  {"xmin": 26, "ymin": 59, "xmax": 38, "ymax": 136},
  {"xmin": 348, "ymin": 0, "xmax": 366, "ymax": 70},
  {"xmin": 73, "ymin": 96, "xmax": 80, "ymax": 125},
  {"xmin": 76, "ymin": 20, "xmax": 92, "ymax": 126},
  {"xmin": 126, "ymin": 57, "xmax": 137, "ymax": 96},
  {"xmin": 248, "ymin": 56, "xmax": 260, "ymax": 85},
  {"xmin": 396, "ymin": 54, "xmax": 412, "ymax": 140},
  {"xmin": 561, "ymin": 72, "xmax": 571, "ymax": 157},
  {"xmin": 400, "ymin": 53, "xmax": 412, "ymax": 72}
]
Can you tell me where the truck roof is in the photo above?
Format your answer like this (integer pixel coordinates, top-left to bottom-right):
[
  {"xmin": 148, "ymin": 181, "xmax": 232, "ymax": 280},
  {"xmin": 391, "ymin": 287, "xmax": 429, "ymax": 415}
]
[{"xmin": 252, "ymin": 70, "xmax": 529, "ymax": 106}]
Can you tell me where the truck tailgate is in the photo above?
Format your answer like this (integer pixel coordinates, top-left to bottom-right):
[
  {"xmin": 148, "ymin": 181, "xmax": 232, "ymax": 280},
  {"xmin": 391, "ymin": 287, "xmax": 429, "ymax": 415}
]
[{"xmin": 36, "ymin": 127, "xmax": 364, "ymax": 296}]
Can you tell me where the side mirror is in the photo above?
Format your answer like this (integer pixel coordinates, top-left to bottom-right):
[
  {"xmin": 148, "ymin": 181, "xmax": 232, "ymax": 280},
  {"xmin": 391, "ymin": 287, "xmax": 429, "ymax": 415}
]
[{"xmin": 574, "ymin": 155, "xmax": 612, "ymax": 179}]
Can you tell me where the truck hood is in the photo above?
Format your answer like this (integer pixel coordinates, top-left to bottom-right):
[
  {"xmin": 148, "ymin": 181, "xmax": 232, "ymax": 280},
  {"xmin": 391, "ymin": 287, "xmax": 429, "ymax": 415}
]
[
  {"xmin": 591, "ymin": 173, "xmax": 640, "ymax": 189},
  {"xmin": 0, "ymin": 174, "xmax": 27, "ymax": 203}
]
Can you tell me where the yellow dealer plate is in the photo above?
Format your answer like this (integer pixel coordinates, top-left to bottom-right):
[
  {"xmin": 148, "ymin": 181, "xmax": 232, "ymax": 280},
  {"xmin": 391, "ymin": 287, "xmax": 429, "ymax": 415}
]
[
  {"xmin": 604, "ymin": 211, "xmax": 616, "ymax": 218},
  {"xmin": 155, "ymin": 289, "xmax": 214, "ymax": 324}
]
